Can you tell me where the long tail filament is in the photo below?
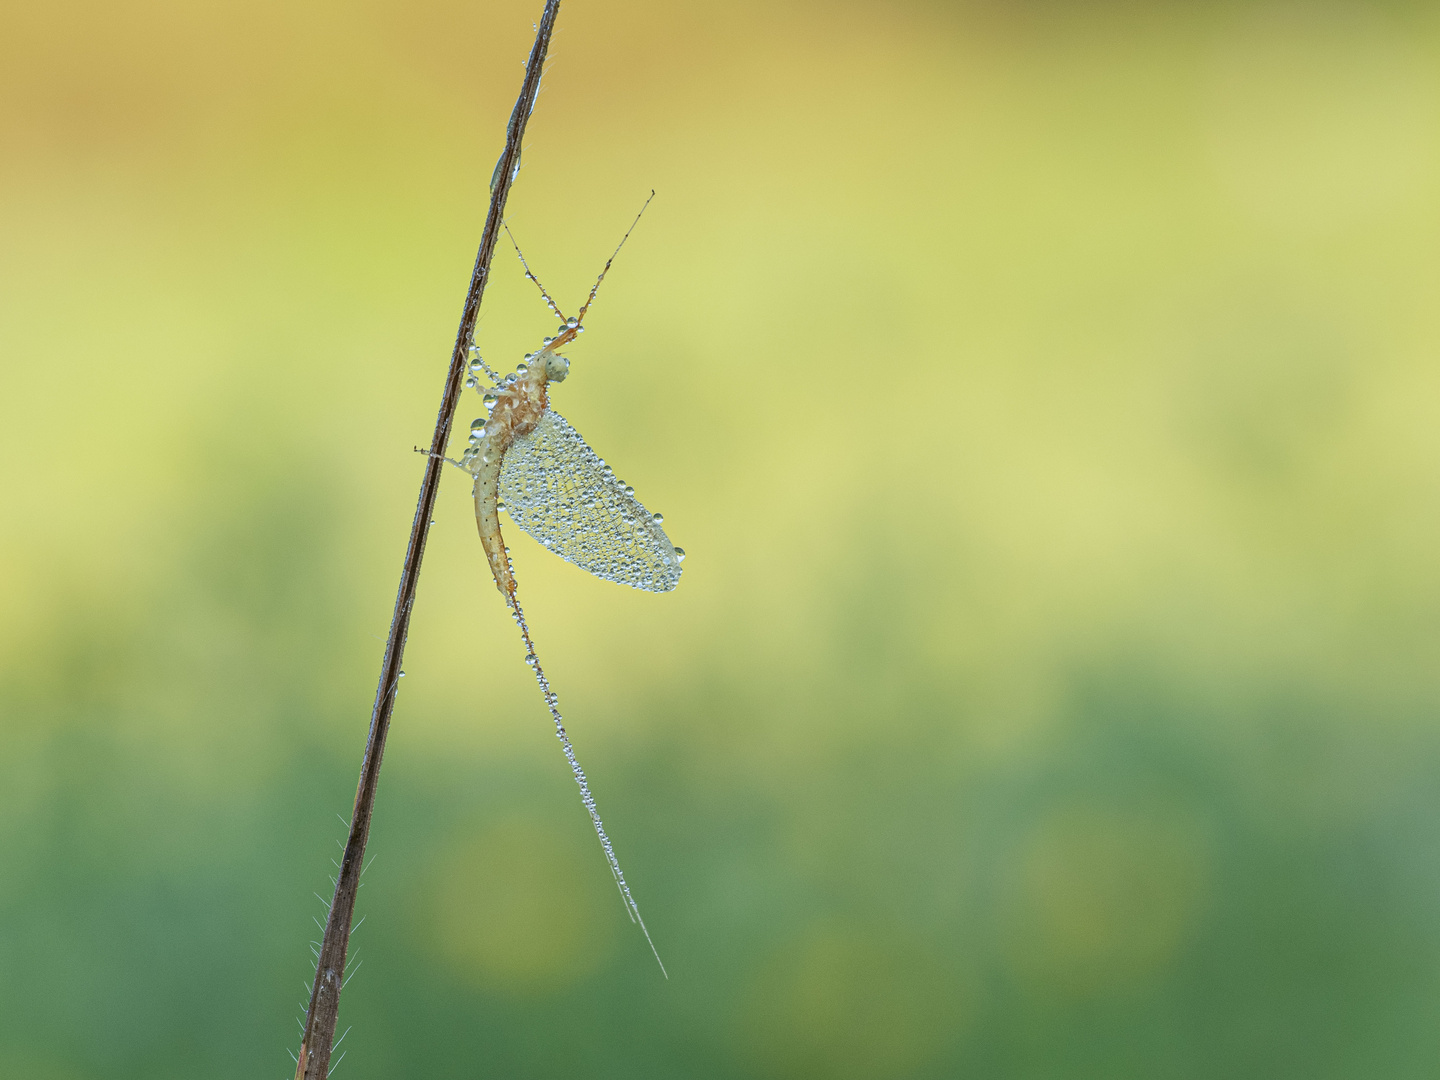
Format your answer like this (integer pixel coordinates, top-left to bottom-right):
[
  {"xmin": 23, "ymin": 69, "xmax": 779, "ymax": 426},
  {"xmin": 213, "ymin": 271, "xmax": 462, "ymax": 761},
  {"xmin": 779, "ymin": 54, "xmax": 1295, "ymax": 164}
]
[{"xmin": 508, "ymin": 597, "xmax": 668, "ymax": 978}]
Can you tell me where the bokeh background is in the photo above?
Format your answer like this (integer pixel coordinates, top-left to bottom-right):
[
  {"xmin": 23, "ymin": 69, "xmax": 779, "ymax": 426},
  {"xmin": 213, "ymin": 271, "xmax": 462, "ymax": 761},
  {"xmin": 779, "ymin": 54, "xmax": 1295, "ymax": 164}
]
[{"xmin": 5, "ymin": 0, "xmax": 1440, "ymax": 1076}]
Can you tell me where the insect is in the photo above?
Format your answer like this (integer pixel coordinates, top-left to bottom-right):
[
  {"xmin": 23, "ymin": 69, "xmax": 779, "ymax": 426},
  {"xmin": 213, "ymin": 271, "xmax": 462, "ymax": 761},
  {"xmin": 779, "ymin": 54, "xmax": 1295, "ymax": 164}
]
[{"xmin": 448, "ymin": 195, "xmax": 680, "ymax": 973}]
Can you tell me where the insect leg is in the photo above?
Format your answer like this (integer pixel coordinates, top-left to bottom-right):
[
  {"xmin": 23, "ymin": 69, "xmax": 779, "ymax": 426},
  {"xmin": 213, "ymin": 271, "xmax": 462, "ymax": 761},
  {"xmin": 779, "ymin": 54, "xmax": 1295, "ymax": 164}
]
[{"xmin": 412, "ymin": 447, "xmax": 472, "ymax": 472}]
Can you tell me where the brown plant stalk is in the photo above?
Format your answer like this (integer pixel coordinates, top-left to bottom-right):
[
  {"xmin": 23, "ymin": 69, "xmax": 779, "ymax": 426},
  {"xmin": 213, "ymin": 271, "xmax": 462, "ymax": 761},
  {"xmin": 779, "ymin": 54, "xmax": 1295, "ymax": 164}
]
[{"xmin": 292, "ymin": 3, "xmax": 561, "ymax": 1076}]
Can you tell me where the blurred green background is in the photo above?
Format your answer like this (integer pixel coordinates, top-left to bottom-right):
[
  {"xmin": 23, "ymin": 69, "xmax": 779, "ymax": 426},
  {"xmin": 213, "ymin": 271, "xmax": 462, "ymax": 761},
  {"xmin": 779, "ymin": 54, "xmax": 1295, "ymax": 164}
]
[{"xmin": 5, "ymin": 0, "xmax": 1440, "ymax": 1076}]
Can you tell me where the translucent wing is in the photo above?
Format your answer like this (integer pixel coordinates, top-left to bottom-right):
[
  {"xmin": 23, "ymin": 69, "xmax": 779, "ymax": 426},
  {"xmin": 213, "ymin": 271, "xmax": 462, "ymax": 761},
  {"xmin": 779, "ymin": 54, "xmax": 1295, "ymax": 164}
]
[{"xmin": 499, "ymin": 407, "xmax": 682, "ymax": 592}]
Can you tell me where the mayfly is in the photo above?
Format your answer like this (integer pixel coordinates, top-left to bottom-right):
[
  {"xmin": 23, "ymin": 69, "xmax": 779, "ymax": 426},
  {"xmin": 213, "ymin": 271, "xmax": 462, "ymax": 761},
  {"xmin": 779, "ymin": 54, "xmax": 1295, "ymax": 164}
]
[{"xmin": 445, "ymin": 194, "xmax": 681, "ymax": 973}]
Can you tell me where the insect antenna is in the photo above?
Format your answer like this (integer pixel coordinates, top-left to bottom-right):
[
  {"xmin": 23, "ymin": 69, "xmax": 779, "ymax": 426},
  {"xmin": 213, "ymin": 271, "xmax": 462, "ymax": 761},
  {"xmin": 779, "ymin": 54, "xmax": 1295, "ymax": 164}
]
[
  {"xmin": 576, "ymin": 190, "xmax": 655, "ymax": 325},
  {"xmin": 504, "ymin": 222, "xmax": 569, "ymax": 323}
]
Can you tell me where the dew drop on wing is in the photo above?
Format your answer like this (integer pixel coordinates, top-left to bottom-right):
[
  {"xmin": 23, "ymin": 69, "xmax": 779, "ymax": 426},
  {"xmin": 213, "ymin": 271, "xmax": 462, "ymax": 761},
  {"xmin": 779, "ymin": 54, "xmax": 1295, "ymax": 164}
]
[{"xmin": 498, "ymin": 408, "xmax": 683, "ymax": 593}]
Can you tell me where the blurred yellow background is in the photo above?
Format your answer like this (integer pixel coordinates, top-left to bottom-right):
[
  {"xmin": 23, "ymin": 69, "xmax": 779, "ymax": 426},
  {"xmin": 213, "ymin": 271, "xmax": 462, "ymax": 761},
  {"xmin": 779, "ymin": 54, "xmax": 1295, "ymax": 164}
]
[{"xmin": 5, "ymin": 0, "xmax": 1440, "ymax": 1076}]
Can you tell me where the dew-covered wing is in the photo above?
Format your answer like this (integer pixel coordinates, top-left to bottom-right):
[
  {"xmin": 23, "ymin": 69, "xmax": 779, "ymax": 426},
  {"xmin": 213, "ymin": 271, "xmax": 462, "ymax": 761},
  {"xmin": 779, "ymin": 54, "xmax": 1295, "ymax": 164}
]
[{"xmin": 499, "ymin": 407, "xmax": 682, "ymax": 592}]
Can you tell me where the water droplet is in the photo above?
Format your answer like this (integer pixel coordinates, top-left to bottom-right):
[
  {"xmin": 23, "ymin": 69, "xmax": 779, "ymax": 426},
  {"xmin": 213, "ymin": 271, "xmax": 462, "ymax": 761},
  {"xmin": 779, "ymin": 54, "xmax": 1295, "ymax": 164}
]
[
  {"xmin": 516, "ymin": 362, "xmax": 529, "ymax": 374},
  {"xmin": 673, "ymin": 547, "xmax": 686, "ymax": 563},
  {"xmin": 542, "ymin": 336, "xmax": 554, "ymax": 346},
  {"xmin": 566, "ymin": 316, "xmax": 579, "ymax": 329},
  {"xmin": 464, "ymin": 375, "xmax": 478, "ymax": 389},
  {"xmin": 624, "ymin": 485, "xmax": 635, "ymax": 496},
  {"xmin": 468, "ymin": 355, "xmax": 484, "ymax": 370},
  {"xmin": 525, "ymin": 652, "xmax": 538, "ymax": 667},
  {"xmin": 398, "ymin": 670, "xmax": 407, "ymax": 678},
  {"xmin": 483, "ymin": 393, "xmax": 497, "ymax": 411},
  {"xmin": 470, "ymin": 418, "xmax": 486, "ymax": 433},
  {"xmin": 652, "ymin": 512, "xmax": 664, "ymax": 523}
]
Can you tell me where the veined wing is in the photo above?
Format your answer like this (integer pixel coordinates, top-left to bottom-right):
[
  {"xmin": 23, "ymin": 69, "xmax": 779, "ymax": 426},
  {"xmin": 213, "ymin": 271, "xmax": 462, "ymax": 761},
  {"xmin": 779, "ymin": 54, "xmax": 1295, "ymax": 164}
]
[{"xmin": 499, "ymin": 408, "xmax": 682, "ymax": 592}]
